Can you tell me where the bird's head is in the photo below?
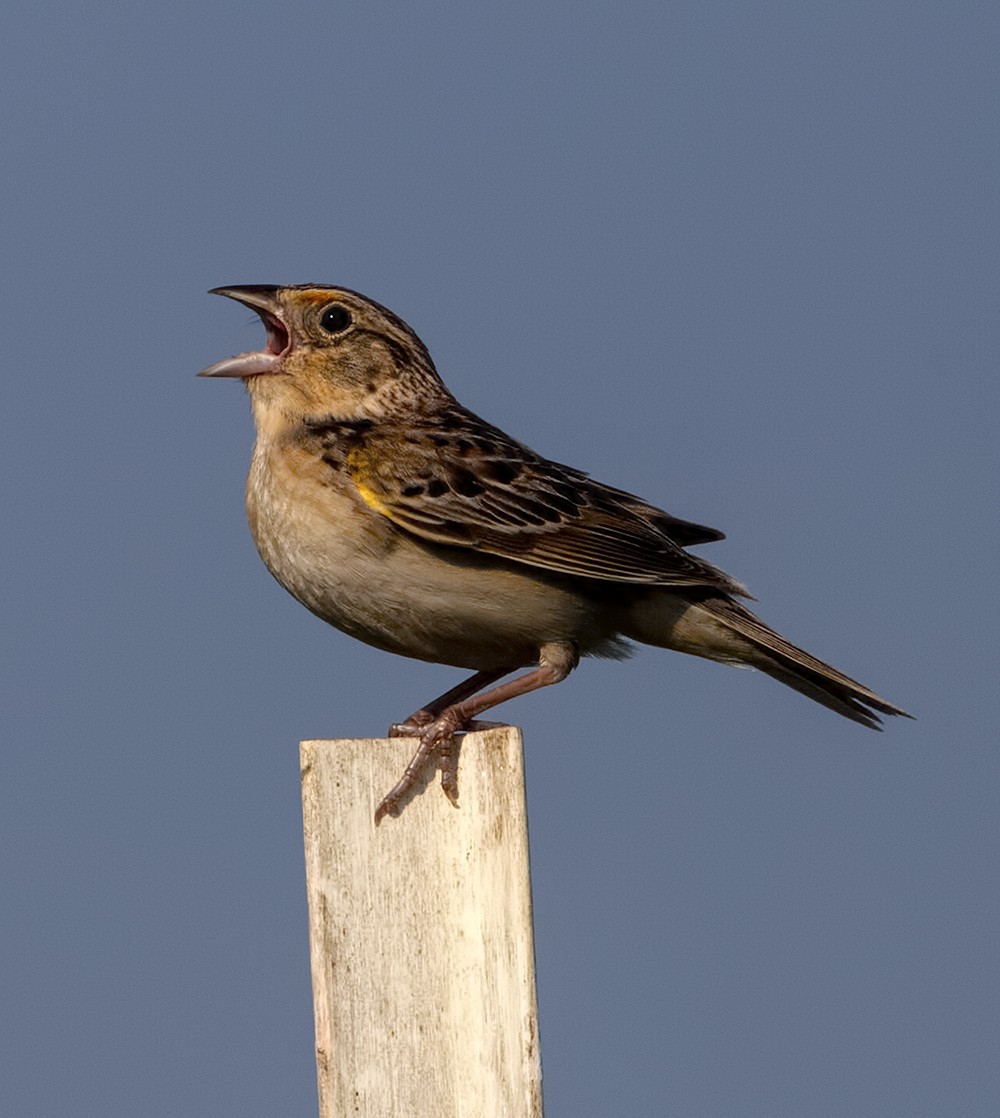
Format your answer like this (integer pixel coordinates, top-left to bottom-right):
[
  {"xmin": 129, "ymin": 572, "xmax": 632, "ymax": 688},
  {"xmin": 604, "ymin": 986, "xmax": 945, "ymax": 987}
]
[{"xmin": 199, "ymin": 284, "xmax": 450, "ymax": 428}]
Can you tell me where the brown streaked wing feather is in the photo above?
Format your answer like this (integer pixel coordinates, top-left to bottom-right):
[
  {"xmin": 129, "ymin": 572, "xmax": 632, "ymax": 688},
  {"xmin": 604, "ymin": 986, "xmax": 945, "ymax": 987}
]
[{"xmin": 345, "ymin": 412, "xmax": 746, "ymax": 595}]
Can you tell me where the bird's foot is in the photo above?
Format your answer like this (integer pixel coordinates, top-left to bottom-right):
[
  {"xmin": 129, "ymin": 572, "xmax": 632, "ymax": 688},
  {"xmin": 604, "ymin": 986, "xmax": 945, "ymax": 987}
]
[
  {"xmin": 375, "ymin": 710, "xmax": 466, "ymax": 824},
  {"xmin": 376, "ymin": 716, "xmax": 514, "ymax": 824}
]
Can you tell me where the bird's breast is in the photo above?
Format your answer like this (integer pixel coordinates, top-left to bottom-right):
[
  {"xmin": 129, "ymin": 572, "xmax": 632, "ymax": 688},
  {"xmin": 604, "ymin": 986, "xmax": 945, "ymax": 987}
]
[{"xmin": 243, "ymin": 436, "xmax": 624, "ymax": 670}]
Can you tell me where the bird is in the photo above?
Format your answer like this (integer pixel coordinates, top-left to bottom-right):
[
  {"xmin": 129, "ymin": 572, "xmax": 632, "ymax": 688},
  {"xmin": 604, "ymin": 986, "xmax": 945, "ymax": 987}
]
[{"xmin": 199, "ymin": 283, "xmax": 911, "ymax": 823}]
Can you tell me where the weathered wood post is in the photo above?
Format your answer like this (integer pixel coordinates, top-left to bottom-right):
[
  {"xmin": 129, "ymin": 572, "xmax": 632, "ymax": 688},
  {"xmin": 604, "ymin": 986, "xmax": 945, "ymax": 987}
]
[{"xmin": 301, "ymin": 726, "xmax": 543, "ymax": 1117}]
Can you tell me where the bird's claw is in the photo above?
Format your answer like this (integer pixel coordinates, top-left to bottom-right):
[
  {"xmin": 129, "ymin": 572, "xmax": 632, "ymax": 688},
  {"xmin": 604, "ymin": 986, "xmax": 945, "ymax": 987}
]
[
  {"xmin": 375, "ymin": 710, "xmax": 516, "ymax": 823},
  {"xmin": 375, "ymin": 716, "xmax": 464, "ymax": 824}
]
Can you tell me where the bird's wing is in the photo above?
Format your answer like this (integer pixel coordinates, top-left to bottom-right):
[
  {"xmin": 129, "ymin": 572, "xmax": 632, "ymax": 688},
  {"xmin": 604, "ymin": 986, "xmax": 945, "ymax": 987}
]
[{"xmin": 344, "ymin": 413, "xmax": 747, "ymax": 596}]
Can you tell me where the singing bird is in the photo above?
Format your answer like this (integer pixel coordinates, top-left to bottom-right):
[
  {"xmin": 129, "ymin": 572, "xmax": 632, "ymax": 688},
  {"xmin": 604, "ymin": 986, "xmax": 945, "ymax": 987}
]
[{"xmin": 200, "ymin": 284, "xmax": 910, "ymax": 822}]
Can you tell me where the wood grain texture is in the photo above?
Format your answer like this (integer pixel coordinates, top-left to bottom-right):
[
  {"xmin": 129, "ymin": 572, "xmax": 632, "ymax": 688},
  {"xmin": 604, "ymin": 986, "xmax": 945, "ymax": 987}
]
[{"xmin": 301, "ymin": 727, "xmax": 543, "ymax": 1117}]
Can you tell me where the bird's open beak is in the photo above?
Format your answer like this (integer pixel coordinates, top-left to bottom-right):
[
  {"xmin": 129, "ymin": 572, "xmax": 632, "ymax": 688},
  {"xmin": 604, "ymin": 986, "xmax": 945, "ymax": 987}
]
[{"xmin": 198, "ymin": 286, "xmax": 291, "ymax": 378}]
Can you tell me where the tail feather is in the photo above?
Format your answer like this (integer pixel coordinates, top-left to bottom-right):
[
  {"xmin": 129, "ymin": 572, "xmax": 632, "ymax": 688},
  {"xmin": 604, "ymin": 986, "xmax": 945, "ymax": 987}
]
[{"xmin": 699, "ymin": 597, "xmax": 913, "ymax": 729}]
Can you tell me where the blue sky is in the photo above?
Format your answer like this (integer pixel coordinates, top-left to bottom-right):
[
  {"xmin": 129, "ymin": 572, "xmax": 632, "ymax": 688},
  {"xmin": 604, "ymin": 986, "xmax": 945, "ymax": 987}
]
[{"xmin": 3, "ymin": 4, "xmax": 997, "ymax": 1115}]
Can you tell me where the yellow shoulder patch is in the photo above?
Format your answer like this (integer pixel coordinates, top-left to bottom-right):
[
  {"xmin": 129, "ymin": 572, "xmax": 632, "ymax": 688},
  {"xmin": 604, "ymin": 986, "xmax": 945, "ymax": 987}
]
[
  {"xmin": 346, "ymin": 447, "xmax": 395, "ymax": 520},
  {"xmin": 354, "ymin": 480, "xmax": 395, "ymax": 519}
]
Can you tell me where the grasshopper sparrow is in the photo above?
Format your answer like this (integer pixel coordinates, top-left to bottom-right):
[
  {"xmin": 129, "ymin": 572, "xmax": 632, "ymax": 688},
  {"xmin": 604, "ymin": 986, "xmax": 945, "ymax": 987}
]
[{"xmin": 200, "ymin": 284, "xmax": 910, "ymax": 822}]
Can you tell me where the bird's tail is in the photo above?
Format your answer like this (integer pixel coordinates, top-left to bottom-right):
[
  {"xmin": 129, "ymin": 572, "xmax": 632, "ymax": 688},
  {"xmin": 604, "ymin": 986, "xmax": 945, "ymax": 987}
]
[
  {"xmin": 625, "ymin": 593, "xmax": 912, "ymax": 729},
  {"xmin": 702, "ymin": 596, "xmax": 912, "ymax": 728}
]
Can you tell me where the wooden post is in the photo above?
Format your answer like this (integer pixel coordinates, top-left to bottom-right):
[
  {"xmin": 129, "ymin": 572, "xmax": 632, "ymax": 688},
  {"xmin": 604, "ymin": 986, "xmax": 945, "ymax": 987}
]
[{"xmin": 301, "ymin": 726, "xmax": 543, "ymax": 1118}]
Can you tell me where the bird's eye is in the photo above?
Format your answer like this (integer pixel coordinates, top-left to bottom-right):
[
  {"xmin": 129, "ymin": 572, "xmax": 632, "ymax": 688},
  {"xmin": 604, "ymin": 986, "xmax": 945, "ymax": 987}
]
[{"xmin": 319, "ymin": 304, "xmax": 353, "ymax": 334}]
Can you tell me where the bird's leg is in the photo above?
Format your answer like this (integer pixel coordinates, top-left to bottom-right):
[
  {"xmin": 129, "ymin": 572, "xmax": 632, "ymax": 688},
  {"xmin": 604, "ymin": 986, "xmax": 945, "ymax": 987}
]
[
  {"xmin": 388, "ymin": 668, "xmax": 508, "ymax": 736},
  {"xmin": 375, "ymin": 643, "xmax": 578, "ymax": 824}
]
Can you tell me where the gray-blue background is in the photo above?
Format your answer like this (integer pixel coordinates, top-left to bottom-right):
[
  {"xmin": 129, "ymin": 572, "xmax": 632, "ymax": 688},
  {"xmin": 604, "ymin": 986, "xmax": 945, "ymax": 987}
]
[{"xmin": 3, "ymin": 4, "xmax": 996, "ymax": 1114}]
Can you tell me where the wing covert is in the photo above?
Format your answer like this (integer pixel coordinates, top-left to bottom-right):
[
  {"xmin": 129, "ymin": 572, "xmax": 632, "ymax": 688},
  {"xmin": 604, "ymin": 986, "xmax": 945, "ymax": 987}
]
[{"xmin": 344, "ymin": 411, "xmax": 746, "ymax": 596}]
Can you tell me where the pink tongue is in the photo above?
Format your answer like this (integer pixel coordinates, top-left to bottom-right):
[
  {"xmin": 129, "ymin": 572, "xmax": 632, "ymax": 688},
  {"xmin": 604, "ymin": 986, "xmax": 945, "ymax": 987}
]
[{"xmin": 197, "ymin": 351, "xmax": 282, "ymax": 378}]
